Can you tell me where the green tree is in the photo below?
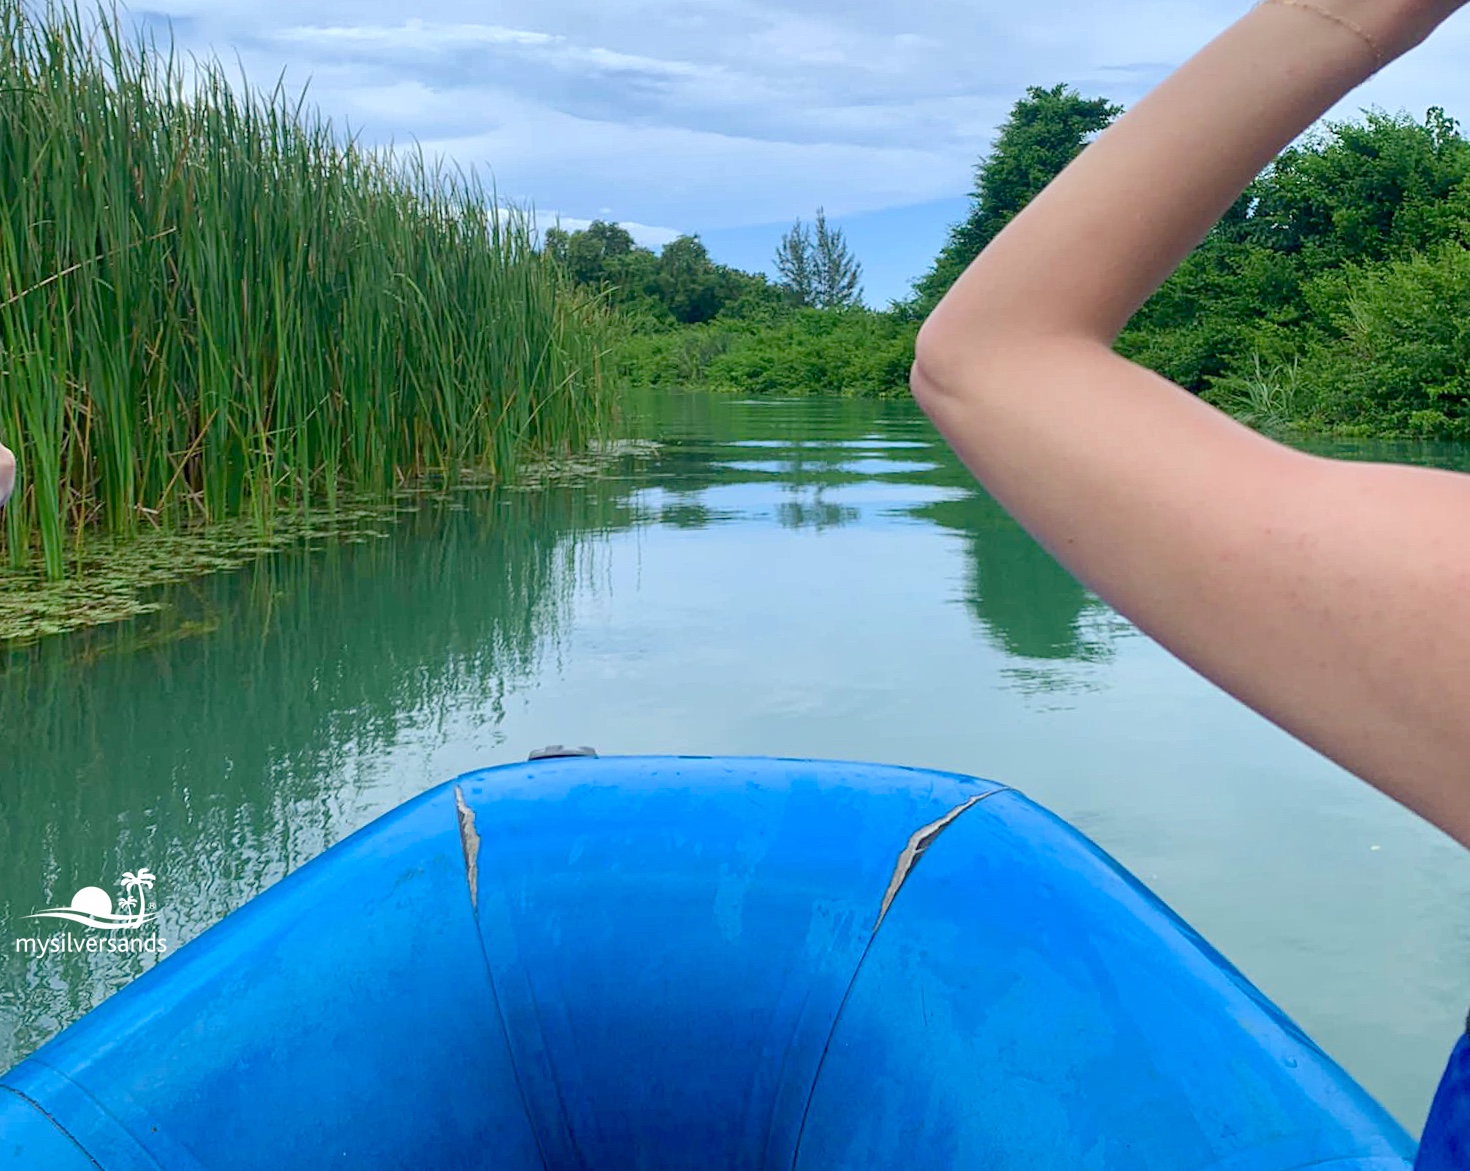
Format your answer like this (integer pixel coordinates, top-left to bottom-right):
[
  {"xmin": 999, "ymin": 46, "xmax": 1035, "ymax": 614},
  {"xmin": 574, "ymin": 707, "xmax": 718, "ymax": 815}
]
[
  {"xmin": 775, "ymin": 207, "xmax": 863, "ymax": 309},
  {"xmin": 542, "ymin": 219, "xmax": 637, "ymax": 286},
  {"xmin": 1118, "ymin": 104, "xmax": 1470, "ymax": 395},
  {"xmin": 774, "ymin": 218, "xmax": 817, "ymax": 307},
  {"xmin": 652, "ymin": 235, "xmax": 731, "ymax": 324},
  {"xmin": 1247, "ymin": 239, "xmax": 1470, "ymax": 437},
  {"xmin": 903, "ymin": 83, "xmax": 1123, "ymax": 318},
  {"xmin": 1238, "ymin": 107, "xmax": 1470, "ymax": 269},
  {"xmin": 543, "ymin": 223, "xmax": 771, "ymax": 325},
  {"xmin": 813, "ymin": 207, "xmax": 863, "ymax": 309}
]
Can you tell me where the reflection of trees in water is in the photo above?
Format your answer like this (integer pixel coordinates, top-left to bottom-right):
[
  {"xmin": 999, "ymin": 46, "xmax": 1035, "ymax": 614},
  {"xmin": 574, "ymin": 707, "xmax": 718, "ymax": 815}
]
[
  {"xmin": 910, "ymin": 489, "xmax": 1121, "ymax": 672},
  {"xmin": 776, "ymin": 488, "xmax": 860, "ymax": 534},
  {"xmin": 629, "ymin": 390, "xmax": 1124, "ymax": 676},
  {"xmin": 617, "ymin": 390, "xmax": 904, "ymax": 509},
  {"xmin": 0, "ymin": 483, "xmax": 633, "ymax": 1067},
  {"xmin": 655, "ymin": 500, "xmax": 732, "ymax": 529},
  {"xmin": 965, "ymin": 510, "xmax": 1112, "ymax": 663},
  {"xmin": 998, "ymin": 605, "xmax": 1136, "ymax": 702}
]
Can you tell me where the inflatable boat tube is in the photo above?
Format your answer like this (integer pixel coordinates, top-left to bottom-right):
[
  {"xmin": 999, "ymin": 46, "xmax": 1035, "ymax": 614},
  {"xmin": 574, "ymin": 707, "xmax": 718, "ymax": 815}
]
[{"xmin": 0, "ymin": 755, "xmax": 1417, "ymax": 1169}]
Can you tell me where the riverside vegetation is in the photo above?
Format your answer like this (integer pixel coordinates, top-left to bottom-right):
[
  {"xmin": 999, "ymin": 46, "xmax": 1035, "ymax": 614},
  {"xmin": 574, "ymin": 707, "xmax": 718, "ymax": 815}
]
[
  {"xmin": 4, "ymin": 0, "xmax": 1470, "ymax": 637},
  {"xmin": 584, "ymin": 84, "xmax": 1470, "ymax": 443},
  {"xmin": 0, "ymin": 0, "xmax": 620, "ymax": 607}
]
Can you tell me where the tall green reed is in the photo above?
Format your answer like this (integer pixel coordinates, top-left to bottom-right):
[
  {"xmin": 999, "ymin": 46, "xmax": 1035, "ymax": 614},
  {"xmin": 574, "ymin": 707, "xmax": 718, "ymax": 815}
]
[{"xmin": 0, "ymin": 0, "xmax": 619, "ymax": 579}]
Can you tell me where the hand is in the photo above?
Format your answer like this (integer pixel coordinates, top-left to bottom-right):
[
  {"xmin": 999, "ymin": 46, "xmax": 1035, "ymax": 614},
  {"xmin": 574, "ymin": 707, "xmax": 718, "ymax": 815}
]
[{"xmin": 0, "ymin": 439, "xmax": 15, "ymax": 509}]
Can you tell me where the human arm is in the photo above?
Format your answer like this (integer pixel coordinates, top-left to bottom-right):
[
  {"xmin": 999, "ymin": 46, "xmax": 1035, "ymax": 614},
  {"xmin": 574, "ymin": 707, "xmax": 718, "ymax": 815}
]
[{"xmin": 910, "ymin": 0, "xmax": 1470, "ymax": 847}]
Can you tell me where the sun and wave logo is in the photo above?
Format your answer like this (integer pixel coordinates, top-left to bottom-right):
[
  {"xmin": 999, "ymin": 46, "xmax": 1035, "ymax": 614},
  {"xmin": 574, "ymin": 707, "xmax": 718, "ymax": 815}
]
[{"xmin": 25, "ymin": 868, "xmax": 156, "ymax": 931}]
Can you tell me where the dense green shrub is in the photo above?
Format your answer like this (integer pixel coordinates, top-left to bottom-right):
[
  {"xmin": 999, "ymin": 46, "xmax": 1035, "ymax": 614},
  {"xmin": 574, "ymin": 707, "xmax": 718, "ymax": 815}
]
[
  {"xmin": 1126, "ymin": 107, "xmax": 1470, "ymax": 434},
  {"xmin": 614, "ymin": 308, "xmax": 918, "ymax": 398},
  {"xmin": 1205, "ymin": 241, "xmax": 1470, "ymax": 438},
  {"xmin": 542, "ymin": 221, "xmax": 784, "ymax": 325}
]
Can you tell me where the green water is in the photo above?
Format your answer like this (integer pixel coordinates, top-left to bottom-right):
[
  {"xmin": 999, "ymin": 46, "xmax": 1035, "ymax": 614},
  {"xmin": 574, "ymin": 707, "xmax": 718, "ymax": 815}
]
[{"xmin": 3, "ymin": 388, "xmax": 1469, "ymax": 1135}]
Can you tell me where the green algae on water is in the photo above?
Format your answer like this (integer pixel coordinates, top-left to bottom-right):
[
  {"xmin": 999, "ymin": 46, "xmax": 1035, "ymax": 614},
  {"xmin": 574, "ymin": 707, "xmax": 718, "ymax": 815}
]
[
  {"xmin": 0, "ymin": 441, "xmax": 661, "ymax": 644},
  {"xmin": 0, "ymin": 506, "xmax": 401, "ymax": 645},
  {"xmin": 506, "ymin": 440, "xmax": 662, "ymax": 489}
]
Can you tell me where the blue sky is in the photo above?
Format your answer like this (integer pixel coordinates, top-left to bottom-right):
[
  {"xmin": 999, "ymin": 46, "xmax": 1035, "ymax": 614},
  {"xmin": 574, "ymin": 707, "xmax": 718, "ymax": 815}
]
[{"xmin": 129, "ymin": 1, "xmax": 1470, "ymax": 309}]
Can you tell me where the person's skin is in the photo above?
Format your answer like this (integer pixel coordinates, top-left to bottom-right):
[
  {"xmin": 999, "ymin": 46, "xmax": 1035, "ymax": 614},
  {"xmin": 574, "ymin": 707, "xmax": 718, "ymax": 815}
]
[
  {"xmin": 0, "ymin": 439, "xmax": 13, "ymax": 510},
  {"xmin": 911, "ymin": 0, "xmax": 1470, "ymax": 849}
]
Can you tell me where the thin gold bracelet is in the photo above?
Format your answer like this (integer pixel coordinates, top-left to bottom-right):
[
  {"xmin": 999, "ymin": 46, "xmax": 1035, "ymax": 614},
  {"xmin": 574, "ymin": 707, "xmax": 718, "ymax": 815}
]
[{"xmin": 1260, "ymin": 0, "xmax": 1387, "ymax": 73}]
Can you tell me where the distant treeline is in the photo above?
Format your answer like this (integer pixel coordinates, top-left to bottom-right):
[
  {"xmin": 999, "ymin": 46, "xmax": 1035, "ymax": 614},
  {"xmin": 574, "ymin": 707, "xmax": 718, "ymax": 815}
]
[
  {"xmin": 539, "ymin": 218, "xmax": 917, "ymax": 399},
  {"xmin": 551, "ymin": 83, "xmax": 1470, "ymax": 439}
]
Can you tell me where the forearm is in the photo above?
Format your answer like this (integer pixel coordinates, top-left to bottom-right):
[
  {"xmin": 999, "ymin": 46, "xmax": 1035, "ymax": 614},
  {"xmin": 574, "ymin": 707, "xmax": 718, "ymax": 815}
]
[{"xmin": 917, "ymin": 0, "xmax": 1385, "ymax": 361}]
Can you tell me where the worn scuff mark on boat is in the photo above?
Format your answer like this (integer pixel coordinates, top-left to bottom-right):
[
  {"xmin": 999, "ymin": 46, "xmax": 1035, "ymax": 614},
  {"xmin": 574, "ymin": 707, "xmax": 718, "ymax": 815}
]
[
  {"xmin": 455, "ymin": 785, "xmax": 480, "ymax": 911},
  {"xmin": 873, "ymin": 790, "xmax": 1003, "ymax": 934}
]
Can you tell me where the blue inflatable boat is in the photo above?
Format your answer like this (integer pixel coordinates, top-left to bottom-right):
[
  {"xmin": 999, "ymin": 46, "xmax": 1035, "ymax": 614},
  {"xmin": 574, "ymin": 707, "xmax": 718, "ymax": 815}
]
[{"xmin": 1, "ymin": 754, "xmax": 1418, "ymax": 1168}]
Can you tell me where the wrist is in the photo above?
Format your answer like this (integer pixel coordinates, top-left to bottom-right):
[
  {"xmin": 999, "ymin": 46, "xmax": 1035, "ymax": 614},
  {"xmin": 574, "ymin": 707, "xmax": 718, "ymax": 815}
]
[{"xmin": 1259, "ymin": 0, "xmax": 1441, "ymax": 65}]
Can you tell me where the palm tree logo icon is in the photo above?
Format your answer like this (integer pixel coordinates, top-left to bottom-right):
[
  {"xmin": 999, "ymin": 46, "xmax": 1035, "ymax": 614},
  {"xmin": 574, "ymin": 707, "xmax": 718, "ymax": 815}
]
[
  {"xmin": 119, "ymin": 869, "xmax": 154, "ymax": 925},
  {"xmin": 26, "ymin": 868, "xmax": 158, "ymax": 930}
]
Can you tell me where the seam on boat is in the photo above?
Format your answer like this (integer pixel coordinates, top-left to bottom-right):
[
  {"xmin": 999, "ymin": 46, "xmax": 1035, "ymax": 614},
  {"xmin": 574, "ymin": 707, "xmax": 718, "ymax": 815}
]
[
  {"xmin": 788, "ymin": 787, "xmax": 1008, "ymax": 1171},
  {"xmin": 455, "ymin": 785, "xmax": 481, "ymax": 911},
  {"xmin": 451, "ymin": 790, "xmax": 554, "ymax": 1171}
]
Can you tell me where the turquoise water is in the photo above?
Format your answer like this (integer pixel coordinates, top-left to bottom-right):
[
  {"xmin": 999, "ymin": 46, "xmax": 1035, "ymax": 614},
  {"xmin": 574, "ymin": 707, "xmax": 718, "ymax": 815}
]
[{"xmin": 3, "ymin": 389, "xmax": 1469, "ymax": 1134}]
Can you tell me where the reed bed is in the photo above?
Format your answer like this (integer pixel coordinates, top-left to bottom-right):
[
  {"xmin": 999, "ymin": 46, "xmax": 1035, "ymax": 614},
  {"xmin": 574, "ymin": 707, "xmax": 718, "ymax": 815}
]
[{"xmin": 0, "ymin": 0, "xmax": 619, "ymax": 579}]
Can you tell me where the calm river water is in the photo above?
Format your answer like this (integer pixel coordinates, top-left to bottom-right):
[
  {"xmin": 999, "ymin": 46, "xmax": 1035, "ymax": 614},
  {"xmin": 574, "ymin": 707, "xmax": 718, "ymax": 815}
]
[{"xmin": 3, "ymin": 388, "xmax": 1470, "ymax": 1135}]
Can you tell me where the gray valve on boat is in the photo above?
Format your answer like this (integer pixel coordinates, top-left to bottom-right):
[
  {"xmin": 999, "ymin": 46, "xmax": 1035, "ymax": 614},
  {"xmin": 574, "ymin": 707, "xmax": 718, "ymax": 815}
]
[{"xmin": 528, "ymin": 745, "xmax": 598, "ymax": 760}]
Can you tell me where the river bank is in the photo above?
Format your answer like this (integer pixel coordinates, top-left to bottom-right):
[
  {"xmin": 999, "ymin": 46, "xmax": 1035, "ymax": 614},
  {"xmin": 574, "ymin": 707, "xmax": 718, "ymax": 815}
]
[{"xmin": 0, "ymin": 0, "xmax": 618, "ymax": 585}]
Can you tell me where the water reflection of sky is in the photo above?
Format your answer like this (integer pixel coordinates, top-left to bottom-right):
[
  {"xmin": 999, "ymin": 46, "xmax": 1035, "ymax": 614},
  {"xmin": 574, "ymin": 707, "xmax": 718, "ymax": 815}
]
[
  {"xmin": 711, "ymin": 459, "xmax": 941, "ymax": 477},
  {"xmin": 634, "ymin": 483, "xmax": 971, "ymax": 525}
]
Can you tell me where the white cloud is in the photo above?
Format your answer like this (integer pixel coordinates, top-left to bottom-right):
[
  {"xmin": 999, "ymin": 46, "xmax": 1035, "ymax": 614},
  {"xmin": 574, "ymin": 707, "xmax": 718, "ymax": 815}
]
[
  {"xmin": 274, "ymin": 20, "xmax": 556, "ymax": 49},
  {"xmin": 126, "ymin": 0, "xmax": 1470, "ymax": 251},
  {"xmin": 541, "ymin": 215, "xmax": 685, "ymax": 251}
]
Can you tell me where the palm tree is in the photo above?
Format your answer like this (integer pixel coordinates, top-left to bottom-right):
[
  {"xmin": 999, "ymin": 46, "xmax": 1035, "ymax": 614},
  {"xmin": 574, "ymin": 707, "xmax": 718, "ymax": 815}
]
[{"xmin": 120, "ymin": 868, "xmax": 155, "ymax": 924}]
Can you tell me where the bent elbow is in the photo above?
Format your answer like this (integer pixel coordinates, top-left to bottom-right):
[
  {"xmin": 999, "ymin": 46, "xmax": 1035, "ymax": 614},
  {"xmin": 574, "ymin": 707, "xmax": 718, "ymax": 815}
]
[
  {"xmin": 910, "ymin": 324, "xmax": 965, "ymax": 404},
  {"xmin": 911, "ymin": 322, "xmax": 1005, "ymax": 405},
  {"xmin": 908, "ymin": 357, "xmax": 942, "ymax": 407},
  {"xmin": 911, "ymin": 319, "xmax": 954, "ymax": 392}
]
